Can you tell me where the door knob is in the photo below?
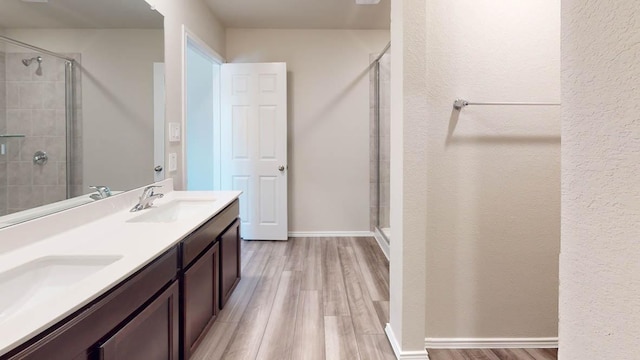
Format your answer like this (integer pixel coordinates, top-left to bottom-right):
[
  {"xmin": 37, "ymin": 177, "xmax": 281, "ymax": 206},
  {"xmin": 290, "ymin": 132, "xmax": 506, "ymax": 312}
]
[
  {"xmin": 154, "ymin": 165, "xmax": 163, "ymax": 172},
  {"xmin": 278, "ymin": 165, "xmax": 285, "ymax": 172}
]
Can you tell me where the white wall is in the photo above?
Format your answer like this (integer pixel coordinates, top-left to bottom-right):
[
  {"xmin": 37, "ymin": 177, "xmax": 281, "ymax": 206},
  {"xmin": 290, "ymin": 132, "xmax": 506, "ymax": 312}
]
[
  {"xmin": 3, "ymin": 29, "xmax": 163, "ymax": 192},
  {"xmin": 226, "ymin": 29, "xmax": 389, "ymax": 233},
  {"xmin": 145, "ymin": 0, "xmax": 226, "ymax": 190},
  {"xmin": 389, "ymin": 0, "xmax": 561, "ymax": 350},
  {"xmin": 560, "ymin": 1, "xmax": 640, "ymax": 359}
]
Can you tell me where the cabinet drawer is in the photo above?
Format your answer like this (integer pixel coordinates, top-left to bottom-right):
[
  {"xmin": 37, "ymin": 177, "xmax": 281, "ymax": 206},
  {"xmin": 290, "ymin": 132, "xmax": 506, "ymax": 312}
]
[
  {"xmin": 99, "ymin": 281, "xmax": 179, "ymax": 360},
  {"xmin": 182, "ymin": 200, "xmax": 239, "ymax": 268}
]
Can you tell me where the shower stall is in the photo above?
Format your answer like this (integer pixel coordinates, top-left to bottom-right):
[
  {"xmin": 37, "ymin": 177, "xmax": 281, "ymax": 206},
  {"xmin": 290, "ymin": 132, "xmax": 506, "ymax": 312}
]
[
  {"xmin": 371, "ymin": 43, "xmax": 391, "ymax": 245},
  {"xmin": 0, "ymin": 35, "xmax": 79, "ymax": 216}
]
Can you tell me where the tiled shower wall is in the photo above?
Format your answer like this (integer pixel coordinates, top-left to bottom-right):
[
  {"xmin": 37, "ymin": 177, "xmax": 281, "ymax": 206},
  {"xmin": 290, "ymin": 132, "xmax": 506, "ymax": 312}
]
[
  {"xmin": 369, "ymin": 52, "xmax": 391, "ymax": 233},
  {"xmin": 1, "ymin": 52, "xmax": 82, "ymax": 214},
  {"xmin": 0, "ymin": 51, "xmax": 6, "ymax": 216}
]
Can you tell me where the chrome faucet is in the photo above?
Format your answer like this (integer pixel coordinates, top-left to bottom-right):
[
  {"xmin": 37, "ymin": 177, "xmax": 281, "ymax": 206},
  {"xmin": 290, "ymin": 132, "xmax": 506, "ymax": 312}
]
[
  {"xmin": 130, "ymin": 185, "xmax": 164, "ymax": 212},
  {"xmin": 89, "ymin": 185, "xmax": 112, "ymax": 200}
]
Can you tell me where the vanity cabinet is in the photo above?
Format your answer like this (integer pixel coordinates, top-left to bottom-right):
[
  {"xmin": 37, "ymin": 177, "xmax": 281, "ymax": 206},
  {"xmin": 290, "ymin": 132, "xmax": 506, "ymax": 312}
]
[
  {"xmin": 0, "ymin": 198, "xmax": 242, "ymax": 360},
  {"xmin": 3, "ymin": 248, "xmax": 179, "ymax": 360},
  {"xmin": 179, "ymin": 199, "xmax": 239, "ymax": 360}
]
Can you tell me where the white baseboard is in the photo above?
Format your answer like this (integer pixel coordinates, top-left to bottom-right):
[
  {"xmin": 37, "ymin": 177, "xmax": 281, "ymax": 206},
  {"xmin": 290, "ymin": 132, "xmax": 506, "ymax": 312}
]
[
  {"xmin": 373, "ymin": 228, "xmax": 390, "ymax": 260},
  {"xmin": 424, "ymin": 337, "xmax": 558, "ymax": 349},
  {"xmin": 385, "ymin": 324, "xmax": 430, "ymax": 360},
  {"xmin": 287, "ymin": 231, "xmax": 374, "ymax": 238}
]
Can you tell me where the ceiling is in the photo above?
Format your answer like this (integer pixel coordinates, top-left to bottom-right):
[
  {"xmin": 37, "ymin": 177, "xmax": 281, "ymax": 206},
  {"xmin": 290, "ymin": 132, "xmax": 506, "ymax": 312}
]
[
  {"xmin": 204, "ymin": 0, "xmax": 390, "ymax": 30},
  {"xmin": 0, "ymin": 0, "xmax": 163, "ymax": 29}
]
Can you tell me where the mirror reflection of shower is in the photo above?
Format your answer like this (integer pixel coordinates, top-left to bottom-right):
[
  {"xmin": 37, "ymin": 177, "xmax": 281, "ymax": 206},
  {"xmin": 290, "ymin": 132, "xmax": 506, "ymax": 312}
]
[{"xmin": 22, "ymin": 55, "xmax": 43, "ymax": 76}]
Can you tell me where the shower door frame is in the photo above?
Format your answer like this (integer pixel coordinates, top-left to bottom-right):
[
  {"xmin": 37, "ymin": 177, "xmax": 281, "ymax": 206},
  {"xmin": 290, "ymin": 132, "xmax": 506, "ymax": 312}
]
[{"xmin": 373, "ymin": 42, "xmax": 390, "ymax": 244}]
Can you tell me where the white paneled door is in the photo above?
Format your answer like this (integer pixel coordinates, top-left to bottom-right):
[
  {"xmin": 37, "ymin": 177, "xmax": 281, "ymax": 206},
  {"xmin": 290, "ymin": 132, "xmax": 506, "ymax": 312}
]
[{"xmin": 221, "ymin": 63, "xmax": 288, "ymax": 240}]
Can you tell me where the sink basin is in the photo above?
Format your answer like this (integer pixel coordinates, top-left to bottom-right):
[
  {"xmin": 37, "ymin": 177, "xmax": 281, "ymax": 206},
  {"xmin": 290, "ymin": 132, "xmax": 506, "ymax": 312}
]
[
  {"xmin": 0, "ymin": 255, "xmax": 122, "ymax": 323},
  {"xmin": 127, "ymin": 200, "xmax": 216, "ymax": 223}
]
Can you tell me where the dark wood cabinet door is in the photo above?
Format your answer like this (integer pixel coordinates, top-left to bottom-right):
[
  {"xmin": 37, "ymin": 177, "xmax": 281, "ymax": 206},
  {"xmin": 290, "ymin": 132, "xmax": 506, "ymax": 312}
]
[
  {"xmin": 182, "ymin": 242, "xmax": 219, "ymax": 360},
  {"xmin": 98, "ymin": 281, "xmax": 179, "ymax": 360},
  {"xmin": 220, "ymin": 219, "xmax": 241, "ymax": 308}
]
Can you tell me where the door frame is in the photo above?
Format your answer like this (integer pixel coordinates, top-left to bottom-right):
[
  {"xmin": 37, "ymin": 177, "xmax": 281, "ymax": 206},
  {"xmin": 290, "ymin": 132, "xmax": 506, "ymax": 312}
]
[
  {"xmin": 153, "ymin": 62, "xmax": 165, "ymax": 183},
  {"xmin": 181, "ymin": 25, "xmax": 225, "ymax": 190}
]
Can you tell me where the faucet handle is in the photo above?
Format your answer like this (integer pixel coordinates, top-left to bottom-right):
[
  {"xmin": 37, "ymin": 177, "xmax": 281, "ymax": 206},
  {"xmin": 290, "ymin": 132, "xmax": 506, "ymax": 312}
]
[
  {"xmin": 141, "ymin": 185, "xmax": 163, "ymax": 197},
  {"xmin": 89, "ymin": 185, "xmax": 112, "ymax": 199}
]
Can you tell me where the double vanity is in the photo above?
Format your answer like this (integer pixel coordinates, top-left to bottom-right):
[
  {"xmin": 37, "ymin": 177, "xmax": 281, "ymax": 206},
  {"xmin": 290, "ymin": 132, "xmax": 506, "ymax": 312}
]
[{"xmin": 0, "ymin": 179, "xmax": 241, "ymax": 360}]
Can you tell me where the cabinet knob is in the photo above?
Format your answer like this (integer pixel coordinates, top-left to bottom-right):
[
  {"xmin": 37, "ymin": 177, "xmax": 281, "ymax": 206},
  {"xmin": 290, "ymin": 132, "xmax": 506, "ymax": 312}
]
[{"xmin": 278, "ymin": 165, "xmax": 285, "ymax": 172}]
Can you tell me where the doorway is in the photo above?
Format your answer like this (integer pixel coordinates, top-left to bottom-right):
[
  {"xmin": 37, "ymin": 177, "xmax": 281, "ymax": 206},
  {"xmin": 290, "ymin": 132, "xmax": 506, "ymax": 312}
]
[{"xmin": 184, "ymin": 29, "xmax": 223, "ymax": 191}]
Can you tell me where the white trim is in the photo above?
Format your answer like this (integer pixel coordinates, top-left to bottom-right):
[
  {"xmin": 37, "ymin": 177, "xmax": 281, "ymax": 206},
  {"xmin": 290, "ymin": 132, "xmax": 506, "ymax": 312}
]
[
  {"xmin": 386, "ymin": 324, "xmax": 430, "ymax": 360},
  {"xmin": 287, "ymin": 231, "xmax": 374, "ymax": 238},
  {"xmin": 374, "ymin": 227, "xmax": 390, "ymax": 260},
  {"xmin": 153, "ymin": 62, "xmax": 165, "ymax": 183},
  {"xmin": 424, "ymin": 337, "xmax": 558, "ymax": 349}
]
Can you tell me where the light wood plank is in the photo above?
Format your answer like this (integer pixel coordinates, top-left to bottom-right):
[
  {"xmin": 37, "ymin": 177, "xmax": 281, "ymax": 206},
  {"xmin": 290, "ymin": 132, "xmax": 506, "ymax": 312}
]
[
  {"xmin": 221, "ymin": 255, "xmax": 286, "ymax": 360},
  {"xmin": 428, "ymin": 349, "xmax": 557, "ymax": 360},
  {"xmin": 351, "ymin": 238, "xmax": 389, "ymax": 301},
  {"xmin": 190, "ymin": 321, "xmax": 238, "ymax": 360},
  {"xmin": 193, "ymin": 238, "xmax": 400, "ymax": 360},
  {"xmin": 301, "ymin": 237, "xmax": 323, "ymax": 291},
  {"xmin": 216, "ymin": 245, "xmax": 271, "ymax": 323},
  {"xmin": 322, "ymin": 238, "xmax": 351, "ymax": 316},
  {"xmin": 256, "ymin": 270, "xmax": 302, "ymax": 360},
  {"xmin": 324, "ymin": 316, "xmax": 361, "ymax": 360},
  {"xmin": 291, "ymin": 290, "xmax": 325, "ymax": 360},
  {"xmin": 459, "ymin": 349, "xmax": 501, "ymax": 360},
  {"xmin": 270, "ymin": 239, "xmax": 289, "ymax": 256},
  {"xmin": 491, "ymin": 348, "xmax": 536, "ymax": 360},
  {"xmin": 284, "ymin": 236, "xmax": 306, "ymax": 271},
  {"xmin": 373, "ymin": 301, "xmax": 389, "ymax": 327},
  {"xmin": 337, "ymin": 238, "xmax": 383, "ymax": 334},
  {"xmin": 524, "ymin": 348, "xmax": 558, "ymax": 360},
  {"xmin": 356, "ymin": 334, "xmax": 396, "ymax": 360},
  {"xmin": 427, "ymin": 348, "xmax": 459, "ymax": 360}
]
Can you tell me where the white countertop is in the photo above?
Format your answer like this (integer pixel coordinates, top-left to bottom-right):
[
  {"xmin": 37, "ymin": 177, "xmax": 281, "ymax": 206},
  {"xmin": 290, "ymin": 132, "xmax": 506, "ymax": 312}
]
[{"xmin": 0, "ymin": 180, "xmax": 241, "ymax": 357}]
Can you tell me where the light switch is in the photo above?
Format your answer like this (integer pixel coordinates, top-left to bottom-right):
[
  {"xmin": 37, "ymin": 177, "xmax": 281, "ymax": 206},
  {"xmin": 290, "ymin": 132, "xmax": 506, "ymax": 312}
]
[
  {"xmin": 169, "ymin": 122, "xmax": 181, "ymax": 142},
  {"xmin": 168, "ymin": 153, "xmax": 177, "ymax": 172}
]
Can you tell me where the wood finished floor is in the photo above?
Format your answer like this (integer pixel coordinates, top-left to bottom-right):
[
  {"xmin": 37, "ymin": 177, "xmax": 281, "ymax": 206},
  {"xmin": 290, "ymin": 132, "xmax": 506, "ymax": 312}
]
[
  {"xmin": 191, "ymin": 237, "xmax": 558, "ymax": 360},
  {"xmin": 191, "ymin": 237, "xmax": 393, "ymax": 360},
  {"xmin": 427, "ymin": 348, "xmax": 558, "ymax": 360}
]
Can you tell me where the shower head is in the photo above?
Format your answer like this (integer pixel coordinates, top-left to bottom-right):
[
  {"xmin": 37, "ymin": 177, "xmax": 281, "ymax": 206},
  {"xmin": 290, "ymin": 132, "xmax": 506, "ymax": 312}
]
[{"xmin": 22, "ymin": 56, "xmax": 43, "ymax": 76}]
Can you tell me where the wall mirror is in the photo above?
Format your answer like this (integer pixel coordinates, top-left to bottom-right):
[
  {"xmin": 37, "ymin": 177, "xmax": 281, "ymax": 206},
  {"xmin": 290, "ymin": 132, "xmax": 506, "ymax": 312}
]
[{"xmin": 0, "ymin": 0, "xmax": 164, "ymax": 229}]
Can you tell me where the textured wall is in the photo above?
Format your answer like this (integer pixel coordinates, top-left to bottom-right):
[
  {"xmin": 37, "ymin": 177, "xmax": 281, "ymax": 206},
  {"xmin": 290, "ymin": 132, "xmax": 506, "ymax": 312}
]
[
  {"xmin": 421, "ymin": 0, "xmax": 561, "ymax": 339},
  {"xmin": 560, "ymin": 1, "xmax": 640, "ymax": 358},
  {"xmin": 226, "ymin": 29, "xmax": 389, "ymax": 233}
]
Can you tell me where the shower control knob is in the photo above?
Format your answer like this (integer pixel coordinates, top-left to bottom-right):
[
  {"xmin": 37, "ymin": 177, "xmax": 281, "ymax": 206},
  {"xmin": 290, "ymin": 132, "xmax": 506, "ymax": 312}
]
[
  {"xmin": 154, "ymin": 165, "xmax": 163, "ymax": 172},
  {"xmin": 33, "ymin": 151, "xmax": 48, "ymax": 166}
]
